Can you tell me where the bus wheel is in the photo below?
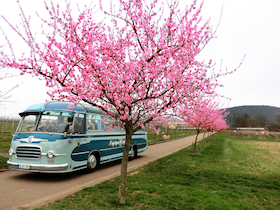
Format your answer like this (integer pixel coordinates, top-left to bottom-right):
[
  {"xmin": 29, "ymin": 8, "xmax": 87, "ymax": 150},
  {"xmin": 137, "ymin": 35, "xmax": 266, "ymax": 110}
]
[
  {"xmin": 129, "ymin": 146, "xmax": 137, "ymax": 160},
  {"xmin": 87, "ymin": 153, "xmax": 99, "ymax": 172}
]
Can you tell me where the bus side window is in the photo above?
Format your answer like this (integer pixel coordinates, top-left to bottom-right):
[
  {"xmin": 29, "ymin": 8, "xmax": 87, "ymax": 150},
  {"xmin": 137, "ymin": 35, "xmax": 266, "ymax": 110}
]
[
  {"xmin": 87, "ymin": 115, "xmax": 104, "ymax": 131},
  {"xmin": 104, "ymin": 121, "xmax": 111, "ymax": 131},
  {"xmin": 97, "ymin": 120, "xmax": 103, "ymax": 130},
  {"xmin": 87, "ymin": 114, "xmax": 99, "ymax": 131},
  {"xmin": 104, "ymin": 118, "xmax": 118, "ymax": 131},
  {"xmin": 74, "ymin": 114, "xmax": 85, "ymax": 134},
  {"xmin": 87, "ymin": 119, "xmax": 95, "ymax": 130}
]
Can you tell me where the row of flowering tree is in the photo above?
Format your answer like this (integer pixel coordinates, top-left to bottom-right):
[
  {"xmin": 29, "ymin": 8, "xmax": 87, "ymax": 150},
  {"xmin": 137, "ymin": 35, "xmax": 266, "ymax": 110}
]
[
  {"xmin": 178, "ymin": 99, "xmax": 229, "ymax": 153},
  {"xmin": 0, "ymin": 0, "xmax": 235, "ymax": 204}
]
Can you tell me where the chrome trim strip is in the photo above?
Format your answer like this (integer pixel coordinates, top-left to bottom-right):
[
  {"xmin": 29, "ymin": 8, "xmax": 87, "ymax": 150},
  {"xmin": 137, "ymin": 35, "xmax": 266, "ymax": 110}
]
[
  {"xmin": 72, "ymin": 166, "xmax": 87, "ymax": 171},
  {"xmin": 71, "ymin": 151, "xmax": 90, "ymax": 156},
  {"xmin": 15, "ymin": 137, "xmax": 48, "ymax": 143},
  {"xmin": 100, "ymin": 146, "xmax": 124, "ymax": 152},
  {"xmin": 41, "ymin": 153, "xmax": 66, "ymax": 157},
  {"xmin": 101, "ymin": 156, "xmax": 123, "ymax": 164},
  {"xmin": 7, "ymin": 160, "xmax": 69, "ymax": 171},
  {"xmin": 137, "ymin": 142, "xmax": 147, "ymax": 145}
]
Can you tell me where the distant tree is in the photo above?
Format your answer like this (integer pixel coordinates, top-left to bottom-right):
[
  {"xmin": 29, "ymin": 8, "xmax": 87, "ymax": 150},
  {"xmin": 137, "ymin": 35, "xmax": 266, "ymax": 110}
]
[
  {"xmin": 275, "ymin": 114, "xmax": 280, "ymax": 125},
  {"xmin": 249, "ymin": 118, "xmax": 258, "ymax": 127},
  {"xmin": 233, "ymin": 113, "xmax": 250, "ymax": 127},
  {"xmin": 254, "ymin": 115, "xmax": 267, "ymax": 127}
]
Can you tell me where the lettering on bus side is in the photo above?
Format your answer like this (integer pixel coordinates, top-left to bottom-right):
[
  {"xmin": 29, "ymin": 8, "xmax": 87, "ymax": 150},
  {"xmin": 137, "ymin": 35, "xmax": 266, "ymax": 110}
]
[{"xmin": 108, "ymin": 139, "xmax": 126, "ymax": 147}]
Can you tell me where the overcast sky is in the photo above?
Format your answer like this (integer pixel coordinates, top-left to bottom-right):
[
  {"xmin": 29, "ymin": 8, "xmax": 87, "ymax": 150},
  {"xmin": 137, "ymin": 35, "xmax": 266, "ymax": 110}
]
[{"xmin": 0, "ymin": 0, "xmax": 280, "ymax": 118}]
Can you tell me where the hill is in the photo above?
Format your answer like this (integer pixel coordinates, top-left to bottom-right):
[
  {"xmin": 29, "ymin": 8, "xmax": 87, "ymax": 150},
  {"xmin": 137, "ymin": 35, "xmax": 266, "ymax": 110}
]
[{"xmin": 225, "ymin": 105, "xmax": 280, "ymax": 127}]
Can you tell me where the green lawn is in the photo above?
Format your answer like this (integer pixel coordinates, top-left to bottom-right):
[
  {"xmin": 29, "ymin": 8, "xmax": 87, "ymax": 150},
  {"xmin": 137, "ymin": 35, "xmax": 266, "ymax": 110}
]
[
  {"xmin": 0, "ymin": 156, "xmax": 8, "ymax": 170},
  {"xmin": 0, "ymin": 120, "xmax": 18, "ymax": 153},
  {"xmin": 147, "ymin": 129, "xmax": 196, "ymax": 144},
  {"xmin": 0, "ymin": 131, "xmax": 13, "ymax": 170},
  {"xmin": 36, "ymin": 133, "xmax": 280, "ymax": 209},
  {"xmin": 0, "ymin": 132, "xmax": 13, "ymax": 153}
]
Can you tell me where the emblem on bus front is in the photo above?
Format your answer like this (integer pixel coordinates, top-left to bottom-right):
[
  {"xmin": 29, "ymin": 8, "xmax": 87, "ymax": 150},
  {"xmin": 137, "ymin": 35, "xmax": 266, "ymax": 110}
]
[{"xmin": 28, "ymin": 136, "xmax": 34, "ymax": 143}]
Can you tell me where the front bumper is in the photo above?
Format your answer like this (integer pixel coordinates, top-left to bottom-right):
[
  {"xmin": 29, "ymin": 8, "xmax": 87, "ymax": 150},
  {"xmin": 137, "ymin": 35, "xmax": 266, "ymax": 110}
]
[{"xmin": 7, "ymin": 160, "xmax": 69, "ymax": 173}]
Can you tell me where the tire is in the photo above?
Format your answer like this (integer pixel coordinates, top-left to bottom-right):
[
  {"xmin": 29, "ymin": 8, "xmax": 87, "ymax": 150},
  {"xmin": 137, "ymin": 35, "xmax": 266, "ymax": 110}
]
[
  {"xmin": 87, "ymin": 152, "xmax": 99, "ymax": 173},
  {"xmin": 129, "ymin": 146, "xmax": 137, "ymax": 160}
]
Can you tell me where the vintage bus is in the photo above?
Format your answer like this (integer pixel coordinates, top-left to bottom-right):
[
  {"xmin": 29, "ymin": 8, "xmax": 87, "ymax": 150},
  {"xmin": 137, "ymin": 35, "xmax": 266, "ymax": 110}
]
[{"xmin": 7, "ymin": 101, "xmax": 148, "ymax": 173}]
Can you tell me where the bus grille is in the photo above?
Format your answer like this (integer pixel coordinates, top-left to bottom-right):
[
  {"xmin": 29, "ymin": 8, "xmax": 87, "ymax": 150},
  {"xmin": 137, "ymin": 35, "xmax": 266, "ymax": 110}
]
[{"xmin": 16, "ymin": 146, "xmax": 41, "ymax": 159}]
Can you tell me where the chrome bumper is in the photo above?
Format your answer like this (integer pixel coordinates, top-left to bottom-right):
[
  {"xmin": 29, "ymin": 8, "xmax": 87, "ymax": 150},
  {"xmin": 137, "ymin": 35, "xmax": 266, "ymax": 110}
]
[{"xmin": 7, "ymin": 160, "xmax": 69, "ymax": 173}]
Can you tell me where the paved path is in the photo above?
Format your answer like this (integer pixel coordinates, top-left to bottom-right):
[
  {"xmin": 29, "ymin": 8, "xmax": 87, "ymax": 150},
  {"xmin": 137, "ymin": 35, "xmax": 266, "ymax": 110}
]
[{"xmin": 0, "ymin": 134, "xmax": 204, "ymax": 210}]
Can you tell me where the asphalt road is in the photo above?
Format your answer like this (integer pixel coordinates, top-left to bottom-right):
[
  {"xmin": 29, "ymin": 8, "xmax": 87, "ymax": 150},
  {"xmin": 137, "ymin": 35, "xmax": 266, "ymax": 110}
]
[{"xmin": 0, "ymin": 134, "xmax": 205, "ymax": 210}]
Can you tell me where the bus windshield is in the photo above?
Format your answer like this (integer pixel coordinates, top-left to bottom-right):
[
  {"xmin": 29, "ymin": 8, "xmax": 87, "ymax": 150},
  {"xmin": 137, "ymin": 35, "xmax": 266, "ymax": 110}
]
[
  {"xmin": 18, "ymin": 111, "xmax": 73, "ymax": 133},
  {"xmin": 17, "ymin": 113, "xmax": 39, "ymax": 132}
]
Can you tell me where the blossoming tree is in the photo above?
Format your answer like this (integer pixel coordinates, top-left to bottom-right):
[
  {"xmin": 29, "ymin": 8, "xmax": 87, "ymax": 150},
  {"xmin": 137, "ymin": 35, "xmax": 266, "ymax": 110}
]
[
  {"xmin": 179, "ymin": 99, "xmax": 229, "ymax": 153},
  {"xmin": 1, "ymin": 0, "xmax": 227, "ymax": 204}
]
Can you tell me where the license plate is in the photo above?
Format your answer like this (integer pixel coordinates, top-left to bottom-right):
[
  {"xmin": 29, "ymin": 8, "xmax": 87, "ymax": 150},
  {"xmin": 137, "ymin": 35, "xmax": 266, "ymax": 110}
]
[{"xmin": 18, "ymin": 164, "xmax": 31, "ymax": 170}]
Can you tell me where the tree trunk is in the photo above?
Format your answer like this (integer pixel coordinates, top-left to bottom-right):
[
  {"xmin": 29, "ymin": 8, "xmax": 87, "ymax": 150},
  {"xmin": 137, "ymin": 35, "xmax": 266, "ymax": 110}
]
[
  {"xmin": 202, "ymin": 131, "xmax": 206, "ymax": 147},
  {"xmin": 116, "ymin": 122, "xmax": 133, "ymax": 205},
  {"xmin": 193, "ymin": 130, "xmax": 200, "ymax": 153}
]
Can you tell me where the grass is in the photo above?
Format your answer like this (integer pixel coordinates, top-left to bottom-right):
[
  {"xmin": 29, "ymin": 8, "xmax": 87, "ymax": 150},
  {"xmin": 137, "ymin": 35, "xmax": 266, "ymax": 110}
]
[
  {"xmin": 0, "ymin": 131, "xmax": 12, "ymax": 171},
  {"xmin": 36, "ymin": 132, "xmax": 280, "ymax": 210},
  {"xmin": 147, "ymin": 129, "xmax": 196, "ymax": 144},
  {"xmin": 0, "ymin": 120, "xmax": 18, "ymax": 153},
  {"xmin": 0, "ymin": 132, "xmax": 13, "ymax": 153},
  {"xmin": 0, "ymin": 120, "xmax": 17, "ymax": 170},
  {"xmin": 0, "ymin": 156, "xmax": 8, "ymax": 170}
]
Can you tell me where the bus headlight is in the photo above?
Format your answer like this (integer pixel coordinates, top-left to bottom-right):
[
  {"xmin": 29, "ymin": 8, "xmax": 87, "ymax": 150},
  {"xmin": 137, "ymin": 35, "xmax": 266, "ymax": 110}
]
[
  {"xmin": 8, "ymin": 149, "xmax": 13, "ymax": 156},
  {"xmin": 46, "ymin": 152, "xmax": 54, "ymax": 159}
]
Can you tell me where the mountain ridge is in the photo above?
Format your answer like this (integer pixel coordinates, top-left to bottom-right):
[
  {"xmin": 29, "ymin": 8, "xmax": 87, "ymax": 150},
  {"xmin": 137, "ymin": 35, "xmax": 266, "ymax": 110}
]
[{"xmin": 225, "ymin": 105, "xmax": 280, "ymax": 127}]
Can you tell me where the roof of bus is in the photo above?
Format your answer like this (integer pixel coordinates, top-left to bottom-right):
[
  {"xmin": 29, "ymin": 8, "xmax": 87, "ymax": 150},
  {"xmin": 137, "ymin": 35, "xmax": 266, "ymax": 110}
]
[{"xmin": 23, "ymin": 101, "xmax": 104, "ymax": 115}]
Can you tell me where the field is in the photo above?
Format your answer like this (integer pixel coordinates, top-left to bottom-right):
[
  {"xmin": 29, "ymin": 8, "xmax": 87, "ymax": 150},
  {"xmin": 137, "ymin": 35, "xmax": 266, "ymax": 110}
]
[
  {"xmin": 0, "ymin": 120, "xmax": 19, "ymax": 169},
  {"xmin": 35, "ymin": 132, "xmax": 280, "ymax": 210},
  {"xmin": 147, "ymin": 129, "xmax": 196, "ymax": 144},
  {"xmin": 0, "ymin": 120, "xmax": 18, "ymax": 152}
]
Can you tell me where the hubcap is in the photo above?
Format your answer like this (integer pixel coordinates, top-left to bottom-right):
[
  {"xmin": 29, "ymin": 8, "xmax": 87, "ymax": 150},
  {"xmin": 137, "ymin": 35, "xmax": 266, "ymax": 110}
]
[
  {"xmin": 88, "ymin": 154, "xmax": 97, "ymax": 169},
  {"xmin": 131, "ymin": 149, "xmax": 135, "ymax": 158}
]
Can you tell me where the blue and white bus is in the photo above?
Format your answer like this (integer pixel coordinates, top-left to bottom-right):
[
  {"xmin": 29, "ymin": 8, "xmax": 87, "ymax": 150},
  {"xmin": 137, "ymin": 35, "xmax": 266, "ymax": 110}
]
[{"xmin": 7, "ymin": 101, "xmax": 148, "ymax": 173}]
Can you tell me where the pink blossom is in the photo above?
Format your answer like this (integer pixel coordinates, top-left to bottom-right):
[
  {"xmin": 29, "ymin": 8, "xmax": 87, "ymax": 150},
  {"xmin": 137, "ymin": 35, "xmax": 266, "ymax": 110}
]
[{"xmin": 67, "ymin": 104, "xmax": 74, "ymax": 109}]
